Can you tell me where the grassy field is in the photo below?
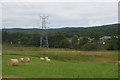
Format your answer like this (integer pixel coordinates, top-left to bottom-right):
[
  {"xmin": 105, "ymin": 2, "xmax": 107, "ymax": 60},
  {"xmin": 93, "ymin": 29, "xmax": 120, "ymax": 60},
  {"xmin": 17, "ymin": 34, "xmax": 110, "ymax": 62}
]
[
  {"xmin": 2, "ymin": 45, "xmax": 118, "ymax": 78},
  {"xmin": 0, "ymin": 55, "xmax": 1, "ymax": 79}
]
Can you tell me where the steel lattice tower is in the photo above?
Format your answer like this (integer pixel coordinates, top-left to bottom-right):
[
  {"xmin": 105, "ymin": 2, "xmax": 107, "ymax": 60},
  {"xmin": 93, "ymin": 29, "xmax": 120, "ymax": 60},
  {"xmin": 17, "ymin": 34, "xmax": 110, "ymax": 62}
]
[{"xmin": 39, "ymin": 15, "xmax": 49, "ymax": 48}]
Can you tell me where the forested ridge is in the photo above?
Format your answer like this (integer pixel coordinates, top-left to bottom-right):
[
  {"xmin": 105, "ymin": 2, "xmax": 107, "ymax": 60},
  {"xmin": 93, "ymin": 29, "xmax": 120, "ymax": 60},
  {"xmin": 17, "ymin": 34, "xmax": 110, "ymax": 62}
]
[{"xmin": 3, "ymin": 24, "xmax": 119, "ymax": 37}]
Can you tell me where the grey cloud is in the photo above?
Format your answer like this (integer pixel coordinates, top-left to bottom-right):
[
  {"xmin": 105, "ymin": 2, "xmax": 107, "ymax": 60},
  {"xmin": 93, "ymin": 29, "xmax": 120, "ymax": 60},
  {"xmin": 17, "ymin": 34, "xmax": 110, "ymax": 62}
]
[{"xmin": 2, "ymin": 2, "xmax": 118, "ymax": 28}]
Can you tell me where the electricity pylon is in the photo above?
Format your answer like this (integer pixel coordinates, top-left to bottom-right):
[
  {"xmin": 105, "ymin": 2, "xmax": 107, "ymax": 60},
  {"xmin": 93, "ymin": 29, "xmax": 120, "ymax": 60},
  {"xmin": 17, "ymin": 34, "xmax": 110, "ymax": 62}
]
[{"xmin": 39, "ymin": 15, "xmax": 49, "ymax": 48}]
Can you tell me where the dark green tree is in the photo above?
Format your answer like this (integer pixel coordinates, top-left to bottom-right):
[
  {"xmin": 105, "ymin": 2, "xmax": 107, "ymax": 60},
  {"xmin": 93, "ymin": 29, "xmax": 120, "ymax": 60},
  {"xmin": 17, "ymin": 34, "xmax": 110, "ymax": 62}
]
[
  {"xmin": 94, "ymin": 32, "xmax": 101, "ymax": 42},
  {"xmin": 72, "ymin": 35, "xmax": 79, "ymax": 49},
  {"xmin": 79, "ymin": 37, "xmax": 88, "ymax": 48},
  {"xmin": 60, "ymin": 38, "xmax": 70, "ymax": 48},
  {"xmin": 72, "ymin": 35, "xmax": 78, "ymax": 44},
  {"xmin": 105, "ymin": 37, "xmax": 118, "ymax": 50}
]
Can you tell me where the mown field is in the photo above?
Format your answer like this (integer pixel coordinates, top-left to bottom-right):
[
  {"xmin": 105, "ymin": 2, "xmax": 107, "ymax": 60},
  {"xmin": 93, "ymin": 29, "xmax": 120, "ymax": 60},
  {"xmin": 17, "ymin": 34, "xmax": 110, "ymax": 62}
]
[{"xmin": 2, "ymin": 45, "xmax": 118, "ymax": 78}]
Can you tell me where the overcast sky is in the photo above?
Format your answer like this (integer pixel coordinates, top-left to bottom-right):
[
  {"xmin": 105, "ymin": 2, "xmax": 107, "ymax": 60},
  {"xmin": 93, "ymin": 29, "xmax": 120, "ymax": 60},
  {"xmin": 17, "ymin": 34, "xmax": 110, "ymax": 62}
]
[{"xmin": 1, "ymin": 2, "xmax": 118, "ymax": 28}]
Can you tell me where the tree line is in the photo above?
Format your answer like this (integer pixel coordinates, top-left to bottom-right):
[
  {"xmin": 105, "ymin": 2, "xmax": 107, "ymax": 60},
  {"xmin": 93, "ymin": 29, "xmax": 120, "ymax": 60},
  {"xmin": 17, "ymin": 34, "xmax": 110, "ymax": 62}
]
[{"xmin": 2, "ymin": 30, "xmax": 119, "ymax": 51}]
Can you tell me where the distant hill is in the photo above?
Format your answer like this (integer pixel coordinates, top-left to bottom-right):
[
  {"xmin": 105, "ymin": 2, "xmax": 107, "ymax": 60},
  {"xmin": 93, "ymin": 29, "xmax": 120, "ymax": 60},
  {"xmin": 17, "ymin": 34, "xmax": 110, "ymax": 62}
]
[{"xmin": 2, "ymin": 24, "xmax": 119, "ymax": 36}]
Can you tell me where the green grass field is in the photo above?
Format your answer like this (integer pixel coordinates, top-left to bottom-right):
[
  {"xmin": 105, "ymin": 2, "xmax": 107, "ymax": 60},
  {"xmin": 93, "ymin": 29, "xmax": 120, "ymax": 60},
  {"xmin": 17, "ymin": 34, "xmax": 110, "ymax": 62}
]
[{"xmin": 2, "ymin": 45, "xmax": 118, "ymax": 78}]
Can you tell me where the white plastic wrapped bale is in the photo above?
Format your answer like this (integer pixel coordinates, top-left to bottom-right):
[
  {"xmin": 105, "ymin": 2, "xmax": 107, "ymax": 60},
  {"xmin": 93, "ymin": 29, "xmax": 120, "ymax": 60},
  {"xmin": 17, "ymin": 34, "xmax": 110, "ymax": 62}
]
[
  {"xmin": 46, "ymin": 59, "xmax": 51, "ymax": 63},
  {"xmin": 40, "ymin": 57, "xmax": 44, "ymax": 61},
  {"xmin": 0, "ymin": 53, "xmax": 1, "ymax": 56},
  {"xmin": 8, "ymin": 59, "xmax": 19, "ymax": 66},
  {"xmin": 23, "ymin": 57, "xmax": 30, "ymax": 62},
  {"xmin": 19, "ymin": 58, "xmax": 24, "ymax": 62}
]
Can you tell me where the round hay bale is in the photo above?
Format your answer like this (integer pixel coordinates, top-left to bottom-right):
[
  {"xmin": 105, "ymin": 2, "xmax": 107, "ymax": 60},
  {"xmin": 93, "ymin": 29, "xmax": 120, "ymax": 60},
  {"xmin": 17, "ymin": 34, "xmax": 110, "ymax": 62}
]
[
  {"xmin": 46, "ymin": 59, "xmax": 51, "ymax": 63},
  {"xmin": 40, "ymin": 57, "xmax": 44, "ymax": 61},
  {"xmin": 45, "ymin": 57, "xmax": 48, "ymax": 60},
  {"xmin": 23, "ymin": 57, "xmax": 30, "ymax": 62},
  {"xmin": 8, "ymin": 59, "xmax": 19, "ymax": 66},
  {"xmin": 116, "ymin": 61, "xmax": 120, "ymax": 66},
  {"xmin": 19, "ymin": 58, "xmax": 24, "ymax": 62},
  {"xmin": 0, "ymin": 53, "xmax": 1, "ymax": 56}
]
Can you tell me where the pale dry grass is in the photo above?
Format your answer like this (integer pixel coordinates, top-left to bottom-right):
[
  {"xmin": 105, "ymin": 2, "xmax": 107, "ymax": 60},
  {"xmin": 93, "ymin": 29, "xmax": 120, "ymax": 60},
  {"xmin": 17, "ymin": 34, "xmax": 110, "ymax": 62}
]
[{"xmin": 2, "ymin": 44, "xmax": 118, "ymax": 64}]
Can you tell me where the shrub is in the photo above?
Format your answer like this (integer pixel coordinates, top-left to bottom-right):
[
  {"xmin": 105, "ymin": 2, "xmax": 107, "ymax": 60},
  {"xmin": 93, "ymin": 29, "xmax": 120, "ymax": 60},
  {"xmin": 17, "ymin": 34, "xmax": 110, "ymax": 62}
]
[{"xmin": 81, "ymin": 43, "xmax": 98, "ymax": 51}]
